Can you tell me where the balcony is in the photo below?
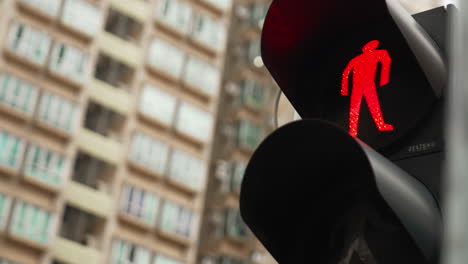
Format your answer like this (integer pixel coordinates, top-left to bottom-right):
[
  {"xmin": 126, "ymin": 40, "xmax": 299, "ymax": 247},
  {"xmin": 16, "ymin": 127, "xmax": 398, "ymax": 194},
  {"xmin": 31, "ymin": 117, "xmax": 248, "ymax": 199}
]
[
  {"xmin": 96, "ymin": 32, "xmax": 142, "ymax": 69},
  {"xmin": 108, "ymin": 0, "xmax": 150, "ymax": 24},
  {"xmin": 105, "ymin": 8, "xmax": 143, "ymax": 43},
  {"xmin": 88, "ymin": 79, "xmax": 132, "ymax": 116},
  {"xmin": 51, "ymin": 237, "xmax": 102, "ymax": 264},
  {"xmin": 63, "ymin": 181, "xmax": 112, "ymax": 218},
  {"xmin": 76, "ymin": 128, "xmax": 123, "ymax": 165}
]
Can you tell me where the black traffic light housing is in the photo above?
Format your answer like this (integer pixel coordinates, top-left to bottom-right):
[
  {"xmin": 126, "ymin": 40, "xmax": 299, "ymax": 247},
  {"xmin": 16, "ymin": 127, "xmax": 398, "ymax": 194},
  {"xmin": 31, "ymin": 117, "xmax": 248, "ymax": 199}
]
[{"xmin": 239, "ymin": 0, "xmax": 449, "ymax": 263}]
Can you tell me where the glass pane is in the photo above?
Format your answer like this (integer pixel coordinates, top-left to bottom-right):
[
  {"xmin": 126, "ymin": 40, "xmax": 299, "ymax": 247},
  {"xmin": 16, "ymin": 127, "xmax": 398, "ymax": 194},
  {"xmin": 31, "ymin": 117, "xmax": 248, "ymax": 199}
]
[
  {"xmin": 183, "ymin": 56, "xmax": 221, "ymax": 96},
  {"xmin": 20, "ymin": 0, "xmax": 61, "ymax": 17},
  {"xmin": 0, "ymin": 193, "xmax": 12, "ymax": 230},
  {"xmin": 139, "ymin": 84, "xmax": 177, "ymax": 126},
  {"xmin": 148, "ymin": 39, "xmax": 185, "ymax": 79},
  {"xmin": 37, "ymin": 91, "xmax": 78, "ymax": 132},
  {"xmin": 129, "ymin": 133, "xmax": 169, "ymax": 174},
  {"xmin": 24, "ymin": 144, "xmax": 66, "ymax": 187},
  {"xmin": 10, "ymin": 201, "xmax": 52, "ymax": 244},
  {"xmin": 175, "ymin": 102, "xmax": 213, "ymax": 143},
  {"xmin": 191, "ymin": 13, "xmax": 226, "ymax": 51},
  {"xmin": 61, "ymin": 0, "xmax": 102, "ymax": 36},
  {"xmin": 49, "ymin": 42, "xmax": 88, "ymax": 83},
  {"xmin": 0, "ymin": 130, "xmax": 25, "ymax": 169},
  {"xmin": 155, "ymin": 0, "xmax": 192, "ymax": 35},
  {"xmin": 168, "ymin": 150, "xmax": 205, "ymax": 190},
  {"xmin": 0, "ymin": 73, "xmax": 39, "ymax": 114},
  {"xmin": 6, "ymin": 22, "xmax": 51, "ymax": 65}
]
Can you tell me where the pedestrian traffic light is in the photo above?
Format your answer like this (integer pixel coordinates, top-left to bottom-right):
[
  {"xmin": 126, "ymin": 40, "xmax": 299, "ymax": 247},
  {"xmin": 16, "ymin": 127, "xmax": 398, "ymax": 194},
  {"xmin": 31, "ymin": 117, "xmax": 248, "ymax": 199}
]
[{"xmin": 239, "ymin": 0, "xmax": 449, "ymax": 263}]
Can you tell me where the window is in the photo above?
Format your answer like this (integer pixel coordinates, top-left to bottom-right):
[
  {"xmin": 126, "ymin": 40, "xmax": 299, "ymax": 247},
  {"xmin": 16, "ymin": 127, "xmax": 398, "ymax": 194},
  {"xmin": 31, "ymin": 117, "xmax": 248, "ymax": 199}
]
[
  {"xmin": 175, "ymin": 102, "xmax": 213, "ymax": 143},
  {"xmin": 37, "ymin": 91, "xmax": 78, "ymax": 133},
  {"xmin": 147, "ymin": 39, "xmax": 185, "ymax": 79},
  {"xmin": 111, "ymin": 239, "xmax": 152, "ymax": 264},
  {"xmin": 218, "ymin": 256, "xmax": 244, "ymax": 264},
  {"xmin": 155, "ymin": 0, "xmax": 192, "ymax": 34},
  {"xmin": 159, "ymin": 200, "xmax": 194, "ymax": 238},
  {"xmin": 202, "ymin": 0, "xmax": 232, "ymax": 10},
  {"xmin": 129, "ymin": 133, "xmax": 169, "ymax": 175},
  {"xmin": 20, "ymin": 0, "xmax": 62, "ymax": 18},
  {"xmin": 249, "ymin": 3, "xmax": 268, "ymax": 28},
  {"xmin": 230, "ymin": 163, "xmax": 245, "ymax": 193},
  {"xmin": 0, "ymin": 193, "xmax": 12, "ymax": 230},
  {"xmin": 0, "ymin": 258, "xmax": 17, "ymax": 264},
  {"xmin": 0, "ymin": 130, "xmax": 25, "ymax": 170},
  {"xmin": 61, "ymin": 0, "xmax": 102, "ymax": 36},
  {"xmin": 23, "ymin": 144, "xmax": 66, "ymax": 187},
  {"xmin": 9, "ymin": 200, "xmax": 52, "ymax": 244},
  {"xmin": 139, "ymin": 84, "xmax": 177, "ymax": 126},
  {"xmin": 120, "ymin": 184, "xmax": 159, "ymax": 225},
  {"xmin": 224, "ymin": 209, "xmax": 248, "ymax": 239},
  {"xmin": 0, "ymin": 73, "xmax": 39, "ymax": 115},
  {"xmin": 242, "ymin": 39, "xmax": 260, "ymax": 64},
  {"xmin": 49, "ymin": 42, "xmax": 88, "ymax": 83},
  {"xmin": 168, "ymin": 149, "xmax": 205, "ymax": 190},
  {"xmin": 183, "ymin": 57, "xmax": 220, "ymax": 96},
  {"xmin": 237, "ymin": 120, "xmax": 262, "ymax": 151},
  {"xmin": 191, "ymin": 13, "xmax": 226, "ymax": 51},
  {"xmin": 240, "ymin": 80, "xmax": 266, "ymax": 110},
  {"xmin": 154, "ymin": 255, "xmax": 183, "ymax": 264},
  {"xmin": 6, "ymin": 22, "xmax": 51, "ymax": 65}
]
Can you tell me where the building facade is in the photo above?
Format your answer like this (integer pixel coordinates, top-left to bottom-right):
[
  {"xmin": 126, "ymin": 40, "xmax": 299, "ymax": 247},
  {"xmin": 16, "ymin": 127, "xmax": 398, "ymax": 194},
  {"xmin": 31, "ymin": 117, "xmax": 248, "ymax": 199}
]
[
  {"xmin": 196, "ymin": 0, "xmax": 277, "ymax": 263},
  {"xmin": 0, "ymin": 0, "xmax": 236, "ymax": 263}
]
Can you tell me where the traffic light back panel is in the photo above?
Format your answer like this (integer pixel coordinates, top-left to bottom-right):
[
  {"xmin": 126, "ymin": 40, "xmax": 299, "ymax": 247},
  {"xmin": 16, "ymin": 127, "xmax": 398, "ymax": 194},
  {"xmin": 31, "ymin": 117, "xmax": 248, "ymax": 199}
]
[{"xmin": 262, "ymin": 0, "xmax": 437, "ymax": 150}]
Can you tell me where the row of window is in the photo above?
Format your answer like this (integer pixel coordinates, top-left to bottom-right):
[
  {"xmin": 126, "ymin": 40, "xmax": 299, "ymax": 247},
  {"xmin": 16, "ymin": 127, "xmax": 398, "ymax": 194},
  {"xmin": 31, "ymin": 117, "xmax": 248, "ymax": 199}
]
[
  {"xmin": 0, "ymin": 73, "xmax": 79, "ymax": 133},
  {"xmin": 111, "ymin": 239, "xmax": 184, "ymax": 264},
  {"xmin": 7, "ymin": 22, "xmax": 89, "ymax": 84},
  {"xmin": 156, "ymin": 0, "xmax": 227, "ymax": 51},
  {"xmin": 223, "ymin": 209, "xmax": 249, "ymax": 239},
  {"xmin": 19, "ymin": 0, "xmax": 102, "ymax": 37},
  {"xmin": 0, "ymin": 129, "xmax": 67, "ymax": 188},
  {"xmin": 239, "ymin": 80, "xmax": 268, "ymax": 111},
  {"xmin": 139, "ymin": 84, "xmax": 214, "ymax": 143},
  {"xmin": 129, "ymin": 132, "xmax": 206, "ymax": 190},
  {"xmin": 120, "ymin": 185, "xmax": 196, "ymax": 239},
  {"xmin": 0, "ymin": 192, "xmax": 53, "ymax": 245},
  {"xmin": 147, "ymin": 39, "xmax": 221, "ymax": 96}
]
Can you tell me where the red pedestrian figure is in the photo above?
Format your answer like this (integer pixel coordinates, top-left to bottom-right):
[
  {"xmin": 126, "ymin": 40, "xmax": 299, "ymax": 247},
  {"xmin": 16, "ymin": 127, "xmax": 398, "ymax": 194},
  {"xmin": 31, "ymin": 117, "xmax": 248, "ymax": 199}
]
[{"xmin": 341, "ymin": 40, "xmax": 394, "ymax": 137}]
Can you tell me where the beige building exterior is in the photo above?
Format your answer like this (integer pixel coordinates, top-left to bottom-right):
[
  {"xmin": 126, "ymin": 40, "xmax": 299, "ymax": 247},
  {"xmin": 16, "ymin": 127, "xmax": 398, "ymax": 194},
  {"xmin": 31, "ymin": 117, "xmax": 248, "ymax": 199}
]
[{"xmin": 0, "ymin": 0, "xmax": 257, "ymax": 263}]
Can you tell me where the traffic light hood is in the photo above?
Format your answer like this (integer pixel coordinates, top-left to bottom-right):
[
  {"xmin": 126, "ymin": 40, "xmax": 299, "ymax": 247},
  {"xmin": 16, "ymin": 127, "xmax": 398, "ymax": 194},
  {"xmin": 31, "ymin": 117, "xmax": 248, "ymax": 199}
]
[
  {"xmin": 260, "ymin": 0, "xmax": 447, "ymax": 150},
  {"xmin": 239, "ymin": 120, "xmax": 441, "ymax": 263}
]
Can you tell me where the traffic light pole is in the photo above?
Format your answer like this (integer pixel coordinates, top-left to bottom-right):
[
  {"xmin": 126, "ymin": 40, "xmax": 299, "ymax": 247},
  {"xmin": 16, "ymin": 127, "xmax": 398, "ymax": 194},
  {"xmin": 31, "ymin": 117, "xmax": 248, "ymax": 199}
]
[{"xmin": 442, "ymin": 3, "xmax": 468, "ymax": 264}]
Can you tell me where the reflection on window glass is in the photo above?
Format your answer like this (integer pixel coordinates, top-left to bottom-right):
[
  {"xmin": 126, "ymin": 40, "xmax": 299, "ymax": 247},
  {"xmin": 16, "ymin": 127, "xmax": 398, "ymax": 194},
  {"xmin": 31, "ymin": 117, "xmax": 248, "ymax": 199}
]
[
  {"xmin": 155, "ymin": 0, "xmax": 192, "ymax": 35},
  {"xmin": 49, "ymin": 42, "xmax": 88, "ymax": 83},
  {"xmin": 111, "ymin": 239, "xmax": 152, "ymax": 264},
  {"xmin": 23, "ymin": 144, "xmax": 66, "ymax": 187},
  {"xmin": 6, "ymin": 22, "xmax": 51, "ymax": 65},
  {"xmin": 148, "ymin": 39, "xmax": 185, "ymax": 79},
  {"xmin": 61, "ymin": 0, "xmax": 102, "ymax": 36},
  {"xmin": 0, "ymin": 73, "xmax": 38, "ymax": 115},
  {"xmin": 38, "ymin": 91, "xmax": 78, "ymax": 132},
  {"xmin": 10, "ymin": 200, "xmax": 52, "ymax": 244},
  {"xmin": 139, "ymin": 84, "xmax": 177, "ymax": 126},
  {"xmin": 183, "ymin": 56, "xmax": 221, "ymax": 96},
  {"xmin": 120, "ymin": 184, "xmax": 159, "ymax": 225},
  {"xmin": 175, "ymin": 102, "xmax": 213, "ymax": 143},
  {"xmin": 160, "ymin": 200, "xmax": 195, "ymax": 238},
  {"xmin": 168, "ymin": 149, "xmax": 206, "ymax": 190},
  {"xmin": 0, "ymin": 130, "xmax": 25, "ymax": 170},
  {"xmin": 129, "ymin": 133, "xmax": 170, "ymax": 175},
  {"xmin": 20, "ymin": 0, "xmax": 62, "ymax": 18}
]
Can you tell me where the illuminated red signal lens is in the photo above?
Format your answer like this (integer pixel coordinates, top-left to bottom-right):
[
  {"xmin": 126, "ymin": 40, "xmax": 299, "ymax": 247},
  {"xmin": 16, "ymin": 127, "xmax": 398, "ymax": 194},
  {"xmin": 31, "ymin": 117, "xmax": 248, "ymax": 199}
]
[{"xmin": 341, "ymin": 40, "xmax": 394, "ymax": 137}]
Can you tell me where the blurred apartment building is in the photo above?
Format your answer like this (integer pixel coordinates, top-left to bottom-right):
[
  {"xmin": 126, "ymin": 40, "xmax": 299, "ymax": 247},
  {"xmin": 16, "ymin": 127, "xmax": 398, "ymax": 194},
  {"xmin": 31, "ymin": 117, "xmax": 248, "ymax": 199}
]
[{"xmin": 0, "ymin": 0, "xmax": 277, "ymax": 264}]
